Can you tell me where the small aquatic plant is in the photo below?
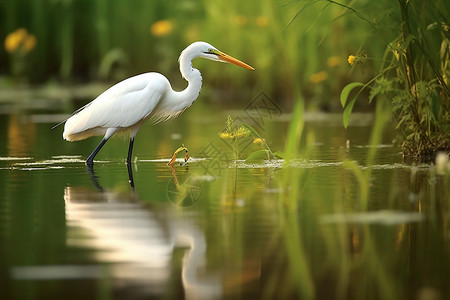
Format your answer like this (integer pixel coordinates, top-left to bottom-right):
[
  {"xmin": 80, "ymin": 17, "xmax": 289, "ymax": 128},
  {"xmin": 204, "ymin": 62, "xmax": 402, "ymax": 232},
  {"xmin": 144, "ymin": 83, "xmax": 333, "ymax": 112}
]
[
  {"xmin": 218, "ymin": 116, "xmax": 251, "ymax": 141},
  {"xmin": 167, "ymin": 144, "xmax": 189, "ymax": 166},
  {"xmin": 218, "ymin": 115, "xmax": 281, "ymax": 162},
  {"xmin": 218, "ymin": 115, "xmax": 250, "ymax": 162}
]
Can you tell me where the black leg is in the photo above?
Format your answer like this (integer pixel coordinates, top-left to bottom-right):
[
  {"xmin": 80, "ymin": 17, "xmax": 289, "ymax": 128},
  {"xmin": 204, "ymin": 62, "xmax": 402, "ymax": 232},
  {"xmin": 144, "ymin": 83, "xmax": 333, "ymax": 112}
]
[
  {"xmin": 86, "ymin": 138, "xmax": 108, "ymax": 166},
  {"xmin": 126, "ymin": 161, "xmax": 135, "ymax": 190},
  {"xmin": 127, "ymin": 137, "xmax": 134, "ymax": 165},
  {"xmin": 86, "ymin": 164, "xmax": 104, "ymax": 192}
]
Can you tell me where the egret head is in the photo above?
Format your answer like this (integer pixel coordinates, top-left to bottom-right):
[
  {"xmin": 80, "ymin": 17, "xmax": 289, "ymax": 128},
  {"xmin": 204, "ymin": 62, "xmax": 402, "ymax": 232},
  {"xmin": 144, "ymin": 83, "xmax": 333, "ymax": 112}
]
[{"xmin": 181, "ymin": 41, "xmax": 254, "ymax": 70}]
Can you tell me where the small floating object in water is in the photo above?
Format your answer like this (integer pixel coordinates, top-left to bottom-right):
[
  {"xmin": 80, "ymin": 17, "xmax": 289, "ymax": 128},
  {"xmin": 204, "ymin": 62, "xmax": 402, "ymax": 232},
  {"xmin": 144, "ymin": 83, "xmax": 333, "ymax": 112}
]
[
  {"xmin": 346, "ymin": 139, "xmax": 350, "ymax": 149},
  {"xmin": 168, "ymin": 144, "xmax": 189, "ymax": 166},
  {"xmin": 435, "ymin": 152, "xmax": 450, "ymax": 174},
  {"xmin": 170, "ymin": 133, "xmax": 182, "ymax": 140}
]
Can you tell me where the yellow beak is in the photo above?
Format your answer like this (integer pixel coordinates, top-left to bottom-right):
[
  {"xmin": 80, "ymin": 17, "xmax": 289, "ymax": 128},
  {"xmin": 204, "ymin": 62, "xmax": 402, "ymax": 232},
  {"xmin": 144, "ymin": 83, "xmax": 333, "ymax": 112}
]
[{"xmin": 217, "ymin": 51, "xmax": 255, "ymax": 70}]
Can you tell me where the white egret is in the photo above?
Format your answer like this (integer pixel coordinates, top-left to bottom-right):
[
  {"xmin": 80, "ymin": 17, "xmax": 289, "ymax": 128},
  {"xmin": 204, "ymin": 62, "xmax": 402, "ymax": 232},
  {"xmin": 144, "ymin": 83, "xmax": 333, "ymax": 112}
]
[{"xmin": 54, "ymin": 41, "xmax": 254, "ymax": 166}]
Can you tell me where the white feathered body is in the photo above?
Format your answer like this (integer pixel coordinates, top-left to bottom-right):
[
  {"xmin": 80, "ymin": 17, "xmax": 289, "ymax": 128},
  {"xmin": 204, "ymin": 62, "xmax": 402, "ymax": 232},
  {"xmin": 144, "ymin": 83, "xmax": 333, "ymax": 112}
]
[{"xmin": 63, "ymin": 70, "xmax": 201, "ymax": 141}]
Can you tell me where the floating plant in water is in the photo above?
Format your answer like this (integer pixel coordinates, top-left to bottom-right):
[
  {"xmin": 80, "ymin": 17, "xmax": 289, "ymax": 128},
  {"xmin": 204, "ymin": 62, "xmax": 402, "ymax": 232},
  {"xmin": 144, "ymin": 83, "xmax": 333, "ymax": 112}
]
[
  {"xmin": 167, "ymin": 144, "xmax": 189, "ymax": 166},
  {"xmin": 218, "ymin": 115, "xmax": 283, "ymax": 163}
]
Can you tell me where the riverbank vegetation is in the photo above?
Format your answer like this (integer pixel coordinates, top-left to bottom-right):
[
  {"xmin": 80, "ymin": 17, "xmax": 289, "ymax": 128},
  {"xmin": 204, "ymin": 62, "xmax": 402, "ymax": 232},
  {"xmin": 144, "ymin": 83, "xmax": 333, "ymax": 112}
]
[{"xmin": 335, "ymin": 0, "xmax": 449, "ymax": 159}]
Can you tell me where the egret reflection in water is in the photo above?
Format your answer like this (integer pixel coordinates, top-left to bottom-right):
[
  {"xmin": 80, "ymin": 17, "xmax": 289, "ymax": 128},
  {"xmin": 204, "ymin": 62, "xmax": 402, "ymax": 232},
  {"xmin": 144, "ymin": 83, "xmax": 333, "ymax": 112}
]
[{"xmin": 63, "ymin": 167, "xmax": 222, "ymax": 299}]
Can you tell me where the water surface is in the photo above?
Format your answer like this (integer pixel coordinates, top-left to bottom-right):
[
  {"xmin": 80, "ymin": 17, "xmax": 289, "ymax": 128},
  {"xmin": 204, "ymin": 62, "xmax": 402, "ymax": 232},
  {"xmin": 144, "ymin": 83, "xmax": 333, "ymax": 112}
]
[{"xmin": 0, "ymin": 102, "xmax": 449, "ymax": 300}]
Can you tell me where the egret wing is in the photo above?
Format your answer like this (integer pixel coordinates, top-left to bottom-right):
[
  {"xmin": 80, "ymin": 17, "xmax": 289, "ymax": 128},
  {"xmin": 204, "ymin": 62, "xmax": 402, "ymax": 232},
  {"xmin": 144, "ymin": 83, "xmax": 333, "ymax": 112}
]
[{"xmin": 64, "ymin": 73, "xmax": 169, "ymax": 139}]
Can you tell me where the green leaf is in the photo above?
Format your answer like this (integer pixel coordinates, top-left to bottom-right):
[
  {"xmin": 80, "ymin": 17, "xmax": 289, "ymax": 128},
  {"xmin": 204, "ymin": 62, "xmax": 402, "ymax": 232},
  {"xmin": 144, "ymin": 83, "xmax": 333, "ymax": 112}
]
[
  {"xmin": 240, "ymin": 123, "xmax": 274, "ymax": 157},
  {"xmin": 245, "ymin": 150, "xmax": 270, "ymax": 163},
  {"xmin": 369, "ymin": 77, "xmax": 391, "ymax": 102},
  {"xmin": 343, "ymin": 159, "xmax": 368, "ymax": 209},
  {"xmin": 285, "ymin": 99, "xmax": 304, "ymax": 158},
  {"xmin": 342, "ymin": 95, "xmax": 358, "ymax": 129},
  {"xmin": 240, "ymin": 123, "xmax": 262, "ymax": 139},
  {"xmin": 406, "ymin": 133, "xmax": 415, "ymax": 140},
  {"xmin": 340, "ymin": 82, "xmax": 364, "ymax": 107},
  {"xmin": 273, "ymin": 151, "xmax": 287, "ymax": 159},
  {"xmin": 431, "ymin": 92, "xmax": 441, "ymax": 121},
  {"xmin": 282, "ymin": 0, "xmax": 322, "ymax": 31}
]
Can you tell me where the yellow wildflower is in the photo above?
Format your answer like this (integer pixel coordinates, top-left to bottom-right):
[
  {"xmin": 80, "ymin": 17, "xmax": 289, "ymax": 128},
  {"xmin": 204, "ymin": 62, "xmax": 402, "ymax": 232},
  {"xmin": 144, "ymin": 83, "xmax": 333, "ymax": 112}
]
[
  {"xmin": 253, "ymin": 138, "xmax": 264, "ymax": 145},
  {"xmin": 5, "ymin": 33, "xmax": 19, "ymax": 53},
  {"xmin": 256, "ymin": 16, "xmax": 269, "ymax": 27},
  {"xmin": 219, "ymin": 126, "xmax": 250, "ymax": 140},
  {"xmin": 219, "ymin": 132, "xmax": 234, "ymax": 140},
  {"xmin": 234, "ymin": 126, "xmax": 250, "ymax": 138},
  {"xmin": 310, "ymin": 71, "xmax": 328, "ymax": 84},
  {"xmin": 150, "ymin": 20, "xmax": 173, "ymax": 37},
  {"xmin": 24, "ymin": 34, "xmax": 37, "ymax": 53},
  {"xmin": 4, "ymin": 28, "xmax": 36, "ymax": 54},
  {"xmin": 235, "ymin": 15, "xmax": 248, "ymax": 26},
  {"xmin": 347, "ymin": 55, "xmax": 356, "ymax": 66},
  {"xmin": 327, "ymin": 56, "xmax": 341, "ymax": 67},
  {"xmin": 219, "ymin": 115, "xmax": 251, "ymax": 140}
]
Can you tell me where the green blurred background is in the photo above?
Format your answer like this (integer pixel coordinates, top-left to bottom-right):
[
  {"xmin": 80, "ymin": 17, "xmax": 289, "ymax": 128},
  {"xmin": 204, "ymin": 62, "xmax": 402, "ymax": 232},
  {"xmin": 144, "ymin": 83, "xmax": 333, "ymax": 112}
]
[
  {"xmin": 0, "ymin": 0, "xmax": 394, "ymax": 109},
  {"xmin": 1, "ymin": 0, "xmax": 448, "ymax": 113}
]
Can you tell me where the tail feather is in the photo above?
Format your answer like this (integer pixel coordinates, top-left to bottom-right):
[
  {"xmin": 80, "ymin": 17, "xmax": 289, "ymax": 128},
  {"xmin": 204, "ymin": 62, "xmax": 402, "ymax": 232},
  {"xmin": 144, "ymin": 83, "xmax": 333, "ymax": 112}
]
[
  {"xmin": 51, "ymin": 102, "xmax": 92, "ymax": 130},
  {"xmin": 51, "ymin": 119, "xmax": 66, "ymax": 130}
]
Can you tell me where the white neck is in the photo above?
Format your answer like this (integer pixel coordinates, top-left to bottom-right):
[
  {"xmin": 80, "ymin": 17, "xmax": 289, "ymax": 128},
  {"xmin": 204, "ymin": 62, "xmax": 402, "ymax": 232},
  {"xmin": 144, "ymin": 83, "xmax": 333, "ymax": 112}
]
[
  {"xmin": 152, "ymin": 47, "xmax": 204, "ymax": 122},
  {"xmin": 177, "ymin": 50, "xmax": 203, "ymax": 105}
]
